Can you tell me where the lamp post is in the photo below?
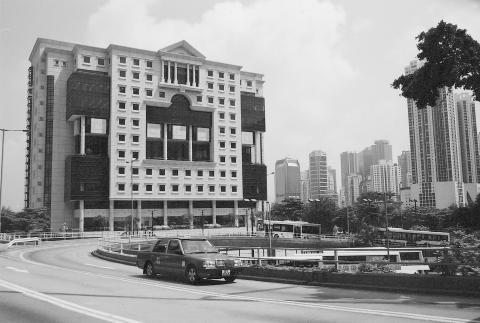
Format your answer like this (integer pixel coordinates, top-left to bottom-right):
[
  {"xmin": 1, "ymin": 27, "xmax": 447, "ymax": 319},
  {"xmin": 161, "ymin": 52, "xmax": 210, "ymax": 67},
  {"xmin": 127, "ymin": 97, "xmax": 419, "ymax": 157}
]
[
  {"xmin": 126, "ymin": 158, "xmax": 137, "ymax": 238},
  {"xmin": 243, "ymin": 198, "xmax": 257, "ymax": 236},
  {"xmin": 0, "ymin": 129, "xmax": 28, "ymax": 233},
  {"xmin": 265, "ymin": 201, "xmax": 272, "ymax": 254}
]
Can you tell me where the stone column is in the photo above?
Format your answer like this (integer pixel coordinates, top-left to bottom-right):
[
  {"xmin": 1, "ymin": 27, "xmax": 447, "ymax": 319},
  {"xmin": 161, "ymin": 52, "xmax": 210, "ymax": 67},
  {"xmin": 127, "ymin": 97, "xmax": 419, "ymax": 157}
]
[
  {"xmin": 79, "ymin": 200, "xmax": 84, "ymax": 233},
  {"xmin": 163, "ymin": 202, "xmax": 168, "ymax": 226},
  {"xmin": 109, "ymin": 200, "xmax": 114, "ymax": 232},
  {"xmin": 192, "ymin": 65, "xmax": 196, "ymax": 87},
  {"xmin": 160, "ymin": 60, "xmax": 163, "ymax": 82},
  {"xmin": 174, "ymin": 62, "xmax": 178, "ymax": 84},
  {"xmin": 187, "ymin": 64, "xmax": 190, "ymax": 85},
  {"xmin": 80, "ymin": 116, "xmax": 85, "ymax": 155},
  {"xmin": 234, "ymin": 200, "xmax": 239, "ymax": 227},
  {"xmin": 167, "ymin": 61, "xmax": 171, "ymax": 83},
  {"xmin": 163, "ymin": 123, "xmax": 168, "ymax": 160},
  {"xmin": 189, "ymin": 200, "xmax": 194, "ymax": 229},
  {"xmin": 212, "ymin": 200, "xmax": 217, "ymax": 225},
  {"xmin": 188, "ymin": 125, "xmax": 193, "ymax": 161}
]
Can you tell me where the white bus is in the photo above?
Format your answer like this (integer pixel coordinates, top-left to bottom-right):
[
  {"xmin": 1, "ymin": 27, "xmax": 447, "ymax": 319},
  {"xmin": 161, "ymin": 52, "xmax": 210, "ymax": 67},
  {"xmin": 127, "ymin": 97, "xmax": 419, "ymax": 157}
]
[
  {"xmin": 256, "ymin": 220, "xmax": 321, "ymax": 239},
  {"xmin": 376, "ymin": 227, "xmax": 450, "ymax": 246}
]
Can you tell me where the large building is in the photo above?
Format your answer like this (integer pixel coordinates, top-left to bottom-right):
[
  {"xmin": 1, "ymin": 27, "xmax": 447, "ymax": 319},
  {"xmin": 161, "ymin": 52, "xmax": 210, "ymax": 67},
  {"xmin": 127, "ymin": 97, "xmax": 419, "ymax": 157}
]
[
  {"xmin": 340, "ymin": 151, "xmax": 359, "ymax": 205},
  {"xmin": 397, "ymin": 150, "xmax": 412, "ymax": 188},
  {"xmin": 367, "ymin": 160, "xmax": 401, "ymax": 196},
  {"xmin": 308, "ymin": 150, "xmax": 328, "ymax": 199},
  {"xmin": 274, "ymin": 158, "xmax": 301, "ymax": 202},
  {"xmin": 300, "ymin": 170, "xmax": 309, "ymax": 202},
  {"xmin": 405, "ymin": 60, "xmax": 479, "ymax": 208},
  {"xmin": 25, "ymin": 38, "xmax": 267, "ymax": 231},
  {"xmin": 345, "ymin": 174, "xmax": 362, "ymax": 206}
]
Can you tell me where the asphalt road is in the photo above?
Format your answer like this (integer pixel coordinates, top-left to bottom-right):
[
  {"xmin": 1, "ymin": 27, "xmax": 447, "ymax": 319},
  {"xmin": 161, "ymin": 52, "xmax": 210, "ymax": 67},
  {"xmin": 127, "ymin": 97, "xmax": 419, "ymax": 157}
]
[{"xmin": 0, "ymin": 239, "xmax": 479, "ymax": 323}]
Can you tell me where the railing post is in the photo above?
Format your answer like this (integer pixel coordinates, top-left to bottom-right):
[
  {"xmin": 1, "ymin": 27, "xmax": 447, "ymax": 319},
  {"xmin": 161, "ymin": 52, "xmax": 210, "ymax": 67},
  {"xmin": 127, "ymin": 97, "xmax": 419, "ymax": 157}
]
[
  {"xmin": 334, "ymin": 250, "xmax": 339, "ymax": 271},
  {"xmin": 120, "ymin": 243, "xmax": 123, "ymax": 254}
]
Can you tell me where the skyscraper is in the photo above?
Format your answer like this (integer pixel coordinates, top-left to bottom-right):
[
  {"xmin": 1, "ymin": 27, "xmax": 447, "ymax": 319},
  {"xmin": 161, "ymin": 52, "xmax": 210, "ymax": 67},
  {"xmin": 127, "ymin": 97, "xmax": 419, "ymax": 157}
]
[
  {"xmin": 346, "ymin": 174, "xmax": 362, "ymax": 205},
  {"xmin": 405, "ymin": 60, "xmax": 478, "ymax": 208},
  {"xmin": 397, "ymin": 151, "xmax": 412, "ymax": 188},
  {"xmin": 26, "ymin": 38, "xmax": 267, "ymax": 231},
  {"xmin": 274, "ymin": 158, "xmax": 301, "ymax": 202},
  {"xmin": 340, "ymin": 151, "xmax": 359, "ymax": 206},
  {"xmin": 368, "ymin": 160, "xmax": 402, "ymax": 195},
  {"xmin": 300, "ymin": 170, "xmax": 310, "ymax": 202},
  {"xmin": 309, "ymin": 150, "xmax": 328, "ymax": 199},
  {"xmin": 372, "ymin": 140, "xmax": 393, "ymax": 163}
]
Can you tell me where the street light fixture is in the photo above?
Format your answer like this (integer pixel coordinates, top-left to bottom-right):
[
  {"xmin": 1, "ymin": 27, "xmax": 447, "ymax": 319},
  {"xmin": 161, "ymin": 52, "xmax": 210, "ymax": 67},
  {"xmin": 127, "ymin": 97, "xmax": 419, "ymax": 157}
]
[
  {"xmin": 0, "ymin": 129, "xmax": 28, "ymax": 233},
  {"xmin": 126, "ymin": 157, "xmax": 138, "ymax": 238}
]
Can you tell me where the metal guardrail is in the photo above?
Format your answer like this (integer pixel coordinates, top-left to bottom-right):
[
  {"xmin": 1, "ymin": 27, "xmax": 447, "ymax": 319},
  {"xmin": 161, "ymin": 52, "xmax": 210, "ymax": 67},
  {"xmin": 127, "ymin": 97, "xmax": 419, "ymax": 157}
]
[{"xmin": 7, "ymin": 237, "xmax": 41, "ymax": 247}]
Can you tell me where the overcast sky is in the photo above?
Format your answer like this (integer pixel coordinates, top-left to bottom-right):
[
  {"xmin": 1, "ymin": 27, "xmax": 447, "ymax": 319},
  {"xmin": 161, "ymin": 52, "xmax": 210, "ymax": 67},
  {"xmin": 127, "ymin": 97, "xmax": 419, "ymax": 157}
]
[{"xmin": 1, "ymin": 0, "xmax": 480, "ymax": 210}]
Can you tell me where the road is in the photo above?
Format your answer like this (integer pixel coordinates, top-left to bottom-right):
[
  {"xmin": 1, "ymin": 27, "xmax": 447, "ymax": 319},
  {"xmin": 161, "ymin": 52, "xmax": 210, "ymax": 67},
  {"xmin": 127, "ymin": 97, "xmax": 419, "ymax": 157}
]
[{"xmin": 0, "ymin": 239, "xmax": 479, "ymax": 323}]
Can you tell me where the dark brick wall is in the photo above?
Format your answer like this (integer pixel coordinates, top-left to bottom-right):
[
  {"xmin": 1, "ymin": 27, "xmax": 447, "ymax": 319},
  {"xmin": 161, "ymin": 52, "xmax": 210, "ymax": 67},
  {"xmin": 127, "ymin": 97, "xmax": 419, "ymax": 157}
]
[
  {"xmin": 241, "ymin": 92, "xmax": 265, "ymax": 132},
  {"xmin": 242, "ymin": 164, "xmax": 267, "ymax": 200},
  {"xmin": 66, "ymin": 69, "xmax": 110, "ymax": 120},
  {"xmin": 65, "ymin": 155, "xmax": 109, "ymax": 201}
]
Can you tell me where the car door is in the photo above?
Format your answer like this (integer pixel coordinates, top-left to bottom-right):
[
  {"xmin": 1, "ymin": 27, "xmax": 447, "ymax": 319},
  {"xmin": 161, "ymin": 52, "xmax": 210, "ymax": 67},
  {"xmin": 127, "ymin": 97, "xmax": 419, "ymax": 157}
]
[
  {"xmin": 151, "ymin": 240, "xmax": 167, "ymax": 273},
  {"xmin": 164, "ymin": 239, "xmax": 185, "ymax": 274}
]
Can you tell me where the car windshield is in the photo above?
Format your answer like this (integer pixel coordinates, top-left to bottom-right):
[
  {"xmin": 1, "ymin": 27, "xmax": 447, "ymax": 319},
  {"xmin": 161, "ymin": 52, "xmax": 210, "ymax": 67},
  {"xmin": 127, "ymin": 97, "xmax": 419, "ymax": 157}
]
[{"xmin": 181, "ymin": 240, "xmax": 218, "ymax": 254}]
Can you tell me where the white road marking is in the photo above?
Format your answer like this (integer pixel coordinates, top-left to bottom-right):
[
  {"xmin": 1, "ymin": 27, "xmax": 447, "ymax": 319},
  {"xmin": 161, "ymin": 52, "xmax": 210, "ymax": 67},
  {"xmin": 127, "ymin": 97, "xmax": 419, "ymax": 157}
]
[
  {"xmin": 18, "ymin": 248, "xmax": 480, "ymax": 323},
  {"xmin": 5, "ymin": 266, "xmax": 29, "ymax": 273},
  {"xmin": 0, "ymin": 278, "xmax": 142, "ymax": 323},
  {"xmin": 84, "ymin": 263, "xmax": 114, "ymax": 269}
]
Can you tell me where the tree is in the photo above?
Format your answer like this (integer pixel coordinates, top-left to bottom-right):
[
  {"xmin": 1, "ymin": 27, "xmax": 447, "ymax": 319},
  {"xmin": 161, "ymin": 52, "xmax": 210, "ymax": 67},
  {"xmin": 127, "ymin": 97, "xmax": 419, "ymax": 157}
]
[
  {"xmin": 303, "ymin": 198, "xmax": 337, "ymax": 232},
  {"xmin": 270, "ymin": 199, "xmax": 304, "ymax": 221},
  {"xmin": 392, "ymin": 20, "xmax": 480, "ymax": 108}
]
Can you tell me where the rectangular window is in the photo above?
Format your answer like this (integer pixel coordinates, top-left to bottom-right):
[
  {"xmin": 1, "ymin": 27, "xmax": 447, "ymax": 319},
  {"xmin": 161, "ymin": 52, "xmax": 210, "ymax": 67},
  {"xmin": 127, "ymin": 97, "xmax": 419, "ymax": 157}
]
[
  {"xmin": 219, "ymin": 127, "xmax": 225, "ymax": 134},
  {"xmin": 220, "ymin": 185, "xmax": 226, "ymax": 193},
  {"xmin": 118, "ymin": 150, "xmax": 125, "ymax": 158},
  {"xmin": 218, "ymin": 71, "xmax": 224, "ymax": 79},
  {"xmin": 83, "ymin": 56, "xmax": 90, "ymax": 64},
  {"xmin": 146, "ymin": 184, "xmax": 153, "ymax": 192},
  {"xmin": 146, "ymin": 168, "xmax": 153, "ymax": 176},
  {"xmin": 172, "ymin": 184, "xmax": 179, "ymax": 192},
  {"xmin": 218, "ymin": 84, "xmax": 225, "ymax": 91},
  {"xmin": 118, "ymin": 167, "xmax": 125, "ymax": 175},
  {"xmin": 118, "ymin": 183, "xmax": 125, "ymax": 191},
  {"xmin": 132, "ymin": 72, "xmax": 140, "ymax": 80},
  {"xmin": 197, "ymin": 185, "xmax": 204, "ymax": 192},
  {"xmin": 209, "ymin": 170, "xmax": 215, "ymax": 177},
  {"xmin": 207, "ymin": 82, "xmax": 214, "ymax": 90},
  {"xmin": 197, "ymin": 170, "xmax": 203, "ymax": 177},
  {"xmin": 119, "ymin": 70, "xmax": 126, "ymax": 78},
  {"xmin": 146, "ymin": 74, "xmax": 153, "ymax": 81},
  {"xmin": 230, "ymin": 113, "xmax": 236, "ymax": 121},
  {"xmin": 220, "ymin": 156, "xmax": 226, "ymax": 163},
  {"xmin": 119, "ymin": 86, "xmax": 126, "ymax": 94},
  {"xmin": 220, "ymin": 170, "xmax": 226, "ymax": 177},
  {"xmin": 146, "ymin": 60, "xmax": 153, "ymax": 68},
  {"xmin": 229, "ymin": 99, "xmax": 235, "ymax": 107},
  {"xmin": 132, "ymin": 184, "xmax": 139, "ymax": 192},
  {"xmin": 119, "ymin": 56, "xmax": 126, "ymax": 64},
  {"xmin": 146, "ymin": 89, "xmax": 153, "ymax": 97},
  {"xmin": 132, "ymin": 151, "xmax": 139, "ymax": 160},
  {"xmin": 219, "ymin": 112, "xmax": 225, "ymax": 120},
  {"xmin": 232, "ymin": 185, "xmax": 237, "ymax": 193},
  {"xmin": 219, "ymin": 141, "xmax": 226, "ymax": 148},
  {"xmin": 118, "ymin": 134, "xmax": 126, "ymax": 142},
  {"xmin": 193, "ymin": 127, "xmax": 210, "ymax": 142},
  {"xmin": 159, "ymin": 169, "xmax": 166, "ymax": 176},
  {"xmin": 231, "ymin": 171, "xmax": 237, "ymax": 178},
  {"xmin": 132, "ymin": 167, "xmax": 139, "ymax": 175},
  {"xmin": 97, "ymin": 58, "xmax": 105, "ymax": 66},
  {"xmin": 230, "ymin": 142, "xmax": 237, "ymax": 149},
  {"xmin": 207, "ymin": 70, "xmax": 213, "ymax": 77},
  {"xmin": 246, "ymin": 80, "xmax": 252, "ymax": 87},
  {"xmin": 132, "ymin": 135, "xmax": 139, "ymax": 143},
  {"xmin": 172, "ymin": 169, "xmax": 179, "ymax": 176},
  {"xmin": 133, "ymin": 58, "xmax": 140, "ymax": 66},
  {"xmin": 185, "ymin": 185, "xmax": 191, "ymax": 192},
  {"xmin": 229, "ymin": 73, "xmax": 235, "ymax": 81},
  {"xmin": 208, "ymin": 97, "xmax": 214, "ymax": 104},
  {"xmin": 118, "ymin": 118, "xmax": 126, "ymax": 126},
  {"xmin": 132, "ymin": 103, "xmax": 140, "ymax": 111},
  {"xmin": 89, "ymin": 118, "xmax": 107, "ymax": 134},
  {"xmin": 159, "ymin": 91, "xmax": 166, "ymax": 98},
  {"xmin": 196, "ymin": 96, "xmax": 202, "ymax": 102},
  {"xmin": 132, "ymin": 87, "xmax": 140, "ymax": 95},
  {"xmin": 219, "ymin": 97, "xmax": 225, "ymax": 106},
  {"xmin": 169, "ymin": 125, "xmax": 187, "ymax": 140},
  {"xmin": 242, "ymin": 131, "xmax": 254, "ymax": 145},
  {"xmin": 185, "ymin": 169, "xmax": 191, "ymax": 177},
  {"xmin": 209, "ymin": 185, "xmax": 215, "ymax": 193},
  {"xmin": 229, "ymin": 85, "xmax": 235, "ymax": 93},
  {"xmin": 230, "ymin": 127, "xmax": 236, "ymax": 135},
  {"xmin": 159, "ymin": 184, "xmax": 166, "ymax": 192},
  {"xmin": 132, "ymin": 119, "xmax": 140, "ymax": 127}
]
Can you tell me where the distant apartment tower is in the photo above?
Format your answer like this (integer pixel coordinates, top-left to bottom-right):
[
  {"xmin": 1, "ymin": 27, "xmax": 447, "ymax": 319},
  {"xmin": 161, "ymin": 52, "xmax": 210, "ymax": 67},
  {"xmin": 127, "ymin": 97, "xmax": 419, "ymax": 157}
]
[
  {"xmin": 274, "ymin": 158, "xmax": 301, "ymax": 202},
  {"xmin": 346, "ymin": 174, "xmax": 362, "ymax": 205},
  {"xmin": 327, "ymin": 166, "xmax": 337, "ymax": 195},
  {"xmin": 300, "ymin": 170, "xmax": 309, "ymax": 202},
  {"xmin": 358, "ymin": 140, "xmax": 393, "ymax": 178},
  {"xmin": 25, "ymin": 38, "xmax": 267, "ymax": 231},
  {"xmin": 340, "ymin": 151, "xmax": 359, "ymax": 205},
  {"xmin": 397, "ymin": 151, "xmax": 412, "ymax": 188},
  {"xmin": 309, "ymin": 150, "xmax": 328, "ymax": 199},
  {"xmin": 405, "ymin": 60, "xmax": 478, "ymax": 208},
  {"xmin": 368, "ymin": 160, "xmax": 401, "ymax": 195}
]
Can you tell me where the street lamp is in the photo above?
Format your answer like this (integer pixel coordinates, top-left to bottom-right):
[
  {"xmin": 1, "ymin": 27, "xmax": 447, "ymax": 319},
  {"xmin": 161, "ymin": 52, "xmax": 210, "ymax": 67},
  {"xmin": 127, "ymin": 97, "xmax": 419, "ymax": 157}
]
[
  {"xmin": 243, "ymin": 198, "xmax": 256, "ymax": 236},
  {"xmin": 265, "ymin": 201, "xmax": 272, "ymax": 254},
  {"xmin": 0, "ymin": 129, "xmax": 28, "ymax": 233},
  {"xmin": 126, "ymin": 157, "xmax": 138, "ymax": 237}
]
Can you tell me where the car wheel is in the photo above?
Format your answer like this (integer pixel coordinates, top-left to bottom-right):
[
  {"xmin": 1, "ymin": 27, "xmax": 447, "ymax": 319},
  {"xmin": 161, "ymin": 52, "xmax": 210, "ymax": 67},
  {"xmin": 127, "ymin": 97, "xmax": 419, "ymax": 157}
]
[
  {"xmin": 274, "ymin": 234, "xmax": 279, "ymax": 239},
  {"xmin": 224, "ymin": 275, "xmax": 237, "ymax": 283},
  {"xmin": 185, "ymin": 265, "xmax": 200, "ymax": 284},
  {"xmin": 144, "ymin": 262, "xmax": 156, "ymax": 277}
]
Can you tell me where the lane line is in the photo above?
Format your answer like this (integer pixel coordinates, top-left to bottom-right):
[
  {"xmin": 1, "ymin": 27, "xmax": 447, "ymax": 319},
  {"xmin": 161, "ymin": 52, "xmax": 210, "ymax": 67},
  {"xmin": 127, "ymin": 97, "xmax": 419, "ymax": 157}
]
[
  {"xmin": 84, "ymin": 263, "xmax": 114, "ymax": 270},
  {"xmin": 18, "ymin": 248, "xmax": 480, "ymax": 323},
  {"xmin": 0, "ymin": 278, "xmax": 142, "ymax": 323},
  {"xmin": 5, "ymin": 266, "xmax": 29, "ymax": 273}
]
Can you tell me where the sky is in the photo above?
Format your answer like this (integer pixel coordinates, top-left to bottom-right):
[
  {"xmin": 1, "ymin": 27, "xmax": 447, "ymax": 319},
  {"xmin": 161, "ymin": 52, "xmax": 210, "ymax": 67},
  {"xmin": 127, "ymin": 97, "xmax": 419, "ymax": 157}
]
[{"xmin": 1, "ymin": 0, "xmax": 480, "ymax": 211}]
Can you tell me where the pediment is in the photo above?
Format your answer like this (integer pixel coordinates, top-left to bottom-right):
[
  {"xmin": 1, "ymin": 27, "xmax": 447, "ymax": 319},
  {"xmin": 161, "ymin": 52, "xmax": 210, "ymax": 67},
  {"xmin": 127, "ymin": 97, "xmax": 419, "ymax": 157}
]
[{"xmin": 160, "ymin": 40, "xmax": 205, "ymax": 59}]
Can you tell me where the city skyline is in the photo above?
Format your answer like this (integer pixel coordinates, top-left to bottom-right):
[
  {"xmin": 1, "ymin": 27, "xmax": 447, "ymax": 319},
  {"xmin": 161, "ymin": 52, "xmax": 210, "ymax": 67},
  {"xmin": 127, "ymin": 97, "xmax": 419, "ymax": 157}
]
[{"xmin": 1, "ymin": 0, "xmax": 480, "ymax": 210}]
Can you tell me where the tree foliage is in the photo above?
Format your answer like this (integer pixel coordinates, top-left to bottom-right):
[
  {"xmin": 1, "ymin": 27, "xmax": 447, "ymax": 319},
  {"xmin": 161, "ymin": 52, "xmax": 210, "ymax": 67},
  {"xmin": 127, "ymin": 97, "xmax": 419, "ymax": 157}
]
[
  {"xmin": 1, "ymin": 207, "xmax": 50, "ymax": 233},
  {"xmin": 392, "ymin": 20, "xmax": 480, "ymax": 108}
]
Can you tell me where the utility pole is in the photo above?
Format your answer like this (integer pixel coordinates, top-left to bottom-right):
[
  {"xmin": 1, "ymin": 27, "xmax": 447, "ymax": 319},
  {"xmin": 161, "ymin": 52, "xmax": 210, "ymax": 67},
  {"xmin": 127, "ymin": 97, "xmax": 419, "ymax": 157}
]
[{"xmin": 384, "ymin": 193, "xmax": 390, "ymax": 261}]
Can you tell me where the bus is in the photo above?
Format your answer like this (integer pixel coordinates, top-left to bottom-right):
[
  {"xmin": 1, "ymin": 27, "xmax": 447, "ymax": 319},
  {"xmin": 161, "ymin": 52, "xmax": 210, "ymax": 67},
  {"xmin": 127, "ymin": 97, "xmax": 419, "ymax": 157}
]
[
  {"xmin": 376, "ymin": 227, "xmax": 450, "ymax": 246},
  {"xmin": 256, "ymin": 220, "xmax": 321, "ymax": 239}
]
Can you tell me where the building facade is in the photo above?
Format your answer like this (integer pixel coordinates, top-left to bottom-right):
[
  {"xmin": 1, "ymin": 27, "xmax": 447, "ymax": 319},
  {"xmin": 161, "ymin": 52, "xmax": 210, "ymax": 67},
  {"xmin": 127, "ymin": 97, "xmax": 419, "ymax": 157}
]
[
  {"xmin": 26, "ymin": 38, "xmax": 267, "ymax": 231},
  {"xmin": 274, "ymin": 158, "xmax": 301, "ymax": 202},
  {"xmin": 367, "ymin": 160, "xmax": 401, "ymax": 196},
  {"xmin": 340, "ymin": 151, "xmax": 359, "ymax": 206},
  {"xmin": 406, "ymin": 60, "xmax": 478, "ymax": 208},
  {"xmin": 308, "ymin": 150, "xmax": 328, "ymax": 199},
  {"xmin": 300, "ymin": 170, "xmax": 309, "ymax": 202},
  {"xmin": 397, "ymin": 150, "xmax": 412, "ymax": 188}
]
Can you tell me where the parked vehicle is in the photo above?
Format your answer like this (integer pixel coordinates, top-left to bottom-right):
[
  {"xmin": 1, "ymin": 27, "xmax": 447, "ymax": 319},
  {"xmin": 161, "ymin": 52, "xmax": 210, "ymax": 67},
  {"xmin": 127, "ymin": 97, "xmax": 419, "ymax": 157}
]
[
  {"xmin": 256, "ymin": 220, "xmax": 321, "ymax": 239},
  {"xmin": 136, "ymin": 238, "xmax": 244, "ymax": 284},
  {"xmin": 375, "ymin": 227, "xmax": 450, "ymax": 246}
]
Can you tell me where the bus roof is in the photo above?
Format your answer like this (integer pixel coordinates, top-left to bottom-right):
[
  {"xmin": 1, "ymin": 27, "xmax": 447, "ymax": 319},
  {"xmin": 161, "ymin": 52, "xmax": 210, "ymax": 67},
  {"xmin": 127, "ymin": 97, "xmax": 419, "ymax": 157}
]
[
  {"xmin": 378, "ymin": 227, "xmax": 449, "ymax": 236},
  {"xmin": 263, "ymin": 220, "xmax": 320, "ymax": 226}
]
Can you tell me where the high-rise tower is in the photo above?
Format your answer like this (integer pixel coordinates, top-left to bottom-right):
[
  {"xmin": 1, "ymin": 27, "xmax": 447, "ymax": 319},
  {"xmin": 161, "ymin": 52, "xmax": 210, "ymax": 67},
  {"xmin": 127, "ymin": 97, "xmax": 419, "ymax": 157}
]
[
  {"xmin": 274, "ymin": 158, "xmax": 301, "ymax": 202},
  {"xmin": 308, "ymin": 150, "xmax": 328, "ymax": 199}
]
